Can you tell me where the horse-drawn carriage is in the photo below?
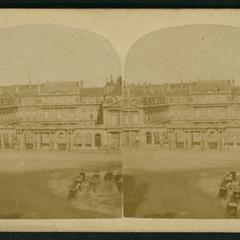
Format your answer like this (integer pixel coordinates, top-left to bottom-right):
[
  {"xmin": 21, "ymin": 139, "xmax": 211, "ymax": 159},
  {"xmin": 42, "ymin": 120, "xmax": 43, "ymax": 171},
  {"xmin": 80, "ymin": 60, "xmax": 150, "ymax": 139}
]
[
  {"xmin": 227, "ymin": 201, "xmax": 238, "ymax": 217},
  {"xmin": 218, "ymin": 171, "xmax": 240, "ymax": 217},
  {"xmin": 218, "ymin": 185, "xmax": 228, "ymax": 199},
  {"xmin": 231, "ymin": 189, "xmax": 240, "ymax": 201},
  {"xmin": 68, "ymin": 169, "xmax": 122, "ymax": 199}
]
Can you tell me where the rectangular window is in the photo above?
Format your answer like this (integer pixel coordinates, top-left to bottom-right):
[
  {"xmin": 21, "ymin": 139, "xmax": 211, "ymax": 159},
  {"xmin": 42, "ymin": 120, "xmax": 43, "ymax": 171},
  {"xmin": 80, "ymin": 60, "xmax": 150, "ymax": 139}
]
[
  {"xmin": 123, "ymin": 112, "xmax": 129, "ymax": 125},
  {"xmin": 110, "ymin": 112, "xmax": 118, "ymax": 127},
  {"xmin": 132, "ymin": 112, "xmax": 139, "ymax": 124}
]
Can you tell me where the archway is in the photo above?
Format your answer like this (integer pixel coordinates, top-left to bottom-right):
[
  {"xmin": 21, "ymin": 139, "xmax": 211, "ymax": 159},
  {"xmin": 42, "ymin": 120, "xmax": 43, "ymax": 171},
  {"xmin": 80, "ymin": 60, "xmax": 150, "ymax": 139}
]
[
  {"xmin": 95, "ymin": 133, "xmax": 101, "ymax": 147},
  {"xmin": 146, "ymin": 132, "xmax": 152, "ymax": 144}
]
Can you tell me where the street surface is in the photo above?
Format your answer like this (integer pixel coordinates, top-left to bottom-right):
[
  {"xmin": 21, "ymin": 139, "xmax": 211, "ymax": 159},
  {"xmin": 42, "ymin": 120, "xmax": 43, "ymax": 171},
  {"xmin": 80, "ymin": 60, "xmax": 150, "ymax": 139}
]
[
  {"xmin": 123, "ymin": 149, "xmax": 240, "ymax": 218},
  {"xmin": 0, "ymin": 151, "xmax": 122, "ymax": 219}
]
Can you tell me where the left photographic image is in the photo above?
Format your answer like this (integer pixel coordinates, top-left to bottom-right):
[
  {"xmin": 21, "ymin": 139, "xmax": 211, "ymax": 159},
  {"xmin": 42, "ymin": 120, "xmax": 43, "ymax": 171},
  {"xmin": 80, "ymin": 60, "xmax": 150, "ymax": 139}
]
[{"xmin": 0, "ymin": 24, "xmax": 123, "ymax": 219}]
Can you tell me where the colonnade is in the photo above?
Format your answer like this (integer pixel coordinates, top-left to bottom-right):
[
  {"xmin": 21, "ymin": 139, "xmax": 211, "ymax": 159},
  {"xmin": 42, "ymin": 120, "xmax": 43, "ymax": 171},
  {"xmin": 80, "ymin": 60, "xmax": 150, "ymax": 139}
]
[
  {"xmin": 0, "ymin": 129, "xmax": 114, "ymax": 151},
  {"xmin": 144, "ymin": 128, "xmax": 240, "ymax": 150}
]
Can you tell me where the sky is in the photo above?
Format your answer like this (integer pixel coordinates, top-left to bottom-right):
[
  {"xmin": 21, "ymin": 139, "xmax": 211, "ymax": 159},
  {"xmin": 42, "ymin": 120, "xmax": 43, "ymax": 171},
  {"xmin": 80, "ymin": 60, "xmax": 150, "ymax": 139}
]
[
  {"xmin": 125, "ymin": 24, "xmax": 240, "ymax": 85},
  {"xmin": 1, "ymin": 12, "xmax": 240, "ymax": 87},
  {"xmin": 0, "ymin": 24, "xmax": 121, "ymax": 87}
]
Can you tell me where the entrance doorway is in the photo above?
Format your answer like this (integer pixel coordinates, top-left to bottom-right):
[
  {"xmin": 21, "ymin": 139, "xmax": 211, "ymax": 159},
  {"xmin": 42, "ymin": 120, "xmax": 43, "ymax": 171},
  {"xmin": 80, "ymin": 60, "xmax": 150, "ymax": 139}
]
[
  {"xmin": 146, "ymin": 132, "xmax": 152, "ymax": 144},
  {"xmin": 207, "ymin": 130, "xmax": 218, "ymax": 149},
  {"xmin": 109, "ymin": 133, "xmax": 119, "ymax": 150},
  {"xmin": 95, "ymin": 133, "xmax": 101, "ymax": 147}
]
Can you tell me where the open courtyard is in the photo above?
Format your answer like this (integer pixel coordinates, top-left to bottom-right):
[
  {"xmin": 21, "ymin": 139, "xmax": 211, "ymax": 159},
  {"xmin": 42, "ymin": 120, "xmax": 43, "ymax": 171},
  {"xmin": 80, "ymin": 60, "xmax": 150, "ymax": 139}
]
[
  {"xmin": 0, "ymin": 151, "xmax": 122, "ymax": 219},
  {"xmin": 123, "ymin": 149, "xmax": 240, "ymax": 218}
]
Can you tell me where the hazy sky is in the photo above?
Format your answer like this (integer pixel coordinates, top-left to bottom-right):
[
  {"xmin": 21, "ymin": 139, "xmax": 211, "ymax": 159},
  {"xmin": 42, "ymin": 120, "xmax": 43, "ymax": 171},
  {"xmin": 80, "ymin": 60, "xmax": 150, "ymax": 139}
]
[
  {"xmin": 0, "ymin": 24, "xmax": 121, "ymax": 87},
  {"xmin": 124, "ymin": 25, "xmax": 240, "ymax": 85},
  {"xmin": 2, "ymin": 23, "xmax": 240, "ymax": 87}
]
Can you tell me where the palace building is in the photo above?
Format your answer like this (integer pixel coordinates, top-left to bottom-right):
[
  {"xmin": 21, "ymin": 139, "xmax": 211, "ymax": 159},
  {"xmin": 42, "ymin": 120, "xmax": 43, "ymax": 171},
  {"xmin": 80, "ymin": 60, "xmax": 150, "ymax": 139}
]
[
  {"xmin": 0, "ymin": 77, "xmax": 122, "ymax": 151},
  {"xmin": 2, "ymin": 77, "xmax": 240, "ymax": 151},
  {"xmin": 121, "ymin": 79, "xmax": 240, "ymax": 150}
]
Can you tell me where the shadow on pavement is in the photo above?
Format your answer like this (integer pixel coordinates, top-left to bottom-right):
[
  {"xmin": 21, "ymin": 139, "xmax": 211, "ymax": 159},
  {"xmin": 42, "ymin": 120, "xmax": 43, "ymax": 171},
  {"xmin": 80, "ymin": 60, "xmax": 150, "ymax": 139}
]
[{"xmin": 123, "ymin": 175, "xmax": 149, "ymax": 217}]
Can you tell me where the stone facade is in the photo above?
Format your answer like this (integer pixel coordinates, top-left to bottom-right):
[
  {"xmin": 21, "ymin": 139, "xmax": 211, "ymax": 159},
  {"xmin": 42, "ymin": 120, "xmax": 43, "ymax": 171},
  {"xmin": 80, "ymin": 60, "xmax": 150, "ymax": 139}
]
[
  {"xmin": 121, "ymin": 79, "xmax": 240, "ymax": 150},
  {"xmin": 0, "ymin": 78, "xmax": 122, "ymax": 151},
  {"xmin": 2, "ymin": 78, "xmax": 240, "ymax": 151}
]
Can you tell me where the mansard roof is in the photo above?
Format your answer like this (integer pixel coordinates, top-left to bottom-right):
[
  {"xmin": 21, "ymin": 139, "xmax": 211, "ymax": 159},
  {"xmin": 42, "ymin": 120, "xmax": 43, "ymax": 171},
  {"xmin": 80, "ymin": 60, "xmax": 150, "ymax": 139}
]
[
  {"xmin": 233, "ymin": 86, "xmax": 240, "ymax": 95},
  {"xmin": 126, "ymin": 79, "xmax": 233, "ymax": 96},
  {"xmin": 80, "ymin": 87, "xmax": 104, "ymax": 97},
  {"xmin": 0, "ymin": 85, "xmax": 17, "ymax": 95},
  {"xmin": 190, "ymin": 80, "xmax": 231, "ymax": 93},
  {"xmin": 40, "ymin": 81, "xmax": 79, "ymax": 94},
  {"xmin": 108, "ymin": 85, "xmax": 122, "ymax": 96},
  {"xmin": 105, "ymin": 98, "xmax": 140, "ymax": 109},
  {"xmin": 127, "ymin": 84, "xmax": 167, "ymax": 97}
]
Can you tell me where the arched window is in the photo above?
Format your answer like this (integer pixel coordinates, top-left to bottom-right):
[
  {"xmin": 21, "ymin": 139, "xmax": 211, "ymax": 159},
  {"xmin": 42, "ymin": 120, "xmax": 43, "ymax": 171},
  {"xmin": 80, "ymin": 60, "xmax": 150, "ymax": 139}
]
[
  {"xmin": 208, "ymin": 130, "xmax": 218, "ymax": 141},
  {"xmin": 146, "ymin": 132, "xmax": 152, "ymax": 144},
  {"xmin": 3, "ymin": 133, "xmax": 9, "ymax": 149},
  {"xmin": 95, "ymin": 133, "xmax": 101, "ymax": 147}
]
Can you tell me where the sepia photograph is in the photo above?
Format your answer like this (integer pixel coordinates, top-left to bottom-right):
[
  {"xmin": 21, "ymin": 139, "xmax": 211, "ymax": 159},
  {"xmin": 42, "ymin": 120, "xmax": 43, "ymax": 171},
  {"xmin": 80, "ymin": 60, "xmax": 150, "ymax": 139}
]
[
  {"xmin": 0, "ymin": 24, "xmax": 123, "ymax": 219},
  {"xmin": 123, "ymin": 24, "xmax": 240, "ymax": 219},
  {"xmin": 1, "ymin": 9, "xmax": 240, "ymax": 232}
]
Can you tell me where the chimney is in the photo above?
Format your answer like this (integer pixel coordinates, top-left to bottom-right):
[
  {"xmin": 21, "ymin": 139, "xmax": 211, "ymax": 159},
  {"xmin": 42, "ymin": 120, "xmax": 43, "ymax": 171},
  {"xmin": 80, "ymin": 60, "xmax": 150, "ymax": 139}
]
[
  {"xmin": 188, "ymin": 82, "xmax": 192, "ymax": 92},
  {"xmin": 117, "ymin": 75, "xmax": 122, "ymax": 84},
  {"xmin": 37, "ymin": 83, "xmax": 40, "ymax": 94},
  {"xmin": 15, "ymin": 84, "xmax": 19, "ymax": 94},
  {"xmin": 166, "ymin": 83, "xmax": 170, "ymax": 91},
  {"xmin": 122, "ymin": 80, "xmax": 126, "ymax": 88}
]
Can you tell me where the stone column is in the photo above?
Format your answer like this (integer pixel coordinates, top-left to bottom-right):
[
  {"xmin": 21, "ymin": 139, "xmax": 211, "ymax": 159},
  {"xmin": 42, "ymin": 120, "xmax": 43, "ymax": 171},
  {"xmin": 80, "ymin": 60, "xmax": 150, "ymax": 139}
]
[
  {"xmin": 71, "ymin": 131, "xmax": 74, "ymax": 151},
  {"xmin": 33, "ymin": 133, "xmax": 37, "ymax": 151},
  {"xmin": 189, "ymin": 132, "xmax": 193, "ymax": 149},
  {"xmin": 129, "ymin": 131, "xmax": 132, "ymax": 147},
  {"xmin": 204, "ymin": 131, "xmax": 208, "ymax": 150},
  {"xmin": 107, "ymin": 132, "xmax": 110, "ymax": 151},
  {"xmin": 218, "ymin": 130, "xmax": 222, "ymax": 150},
  {"xmin": 201, "ymin": 131, "xmax": 204, "ymax": 150},
  {"xmin": 82, "ymin": 132, "xmax": 86, "ymax": 149},
  {"xmin": 53, "ymin": 132, "xmax": 58, "ymax": 151},
  {"xmin": 36, "ymin": 133, "xmax": 40, "ymax": 151},
  {"xmin": 49, "ymin": 133, "xmax": 53, "ymax": 151},
  {"xmin": 233, "ymin": 133, "xmax": 237, "ymax": 148},
  {"xmin": 183, "ymin": 131, "xmax": 187, "ymax": 150},
  {"xmin": 170, "ymin": 131, "xmax": 175, "ymax": 149},
  {"xmin": 222, "ymin": 131, "xmax": 225, "ymax": 150},
  {"xmin": 21, "ymin": 132, "xmax": 25, "ymax": 150},
  {"xmin": 185, "ymin": 132, "xmax": 189, "ymax": 150},
  {"xmin": 68, "ymin": 131, "xmax": 73, "ymax": 151},
  {"xmin": 173, "ymin": 131, "xmax": 177, "ymax": 149},
  {"xmin": 0, "ymin": 133, "xmax": 3, "ymax": 150},
  {"xmin": 17, "ymin": 132, "xmax": 21, "ymax": 150}
]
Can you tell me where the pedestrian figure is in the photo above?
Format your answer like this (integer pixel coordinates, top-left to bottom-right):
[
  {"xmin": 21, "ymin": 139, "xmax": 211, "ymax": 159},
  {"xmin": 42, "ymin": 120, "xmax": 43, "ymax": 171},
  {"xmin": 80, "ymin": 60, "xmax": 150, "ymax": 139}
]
[
  {"xmin": 218, "ymin": 185, "xmax": 228, "ymax": 199},
  {"xmin": 88, "ymin": 170, "xmax": 101, "ymax": 193},
  {"xmin": 114, "ymin": 171, "xmax": 123, "ymax": 193},
  {"xmin": 230, "ymin": 171, "xmax": 237, "ymax": 181},
  {"xmin": 104, "ymin": 169, "xmax": 114, "ymax": 184},
  {"xmin": 93, "ymin": 170, "xmax": 101, "ymax": 185},
  {"xmin": 73, "ymin": 169, "xmax": 86, "ymax": 191},
  {"xmin": 227, "ymin": 200, "xmax": 238, "ymax": 217},
  {"xmin": 68, "ymin": 182, "xmax": 78, "ymax": 199},
  {"xmin": 78, "ymin": 169, "xmax": 86, "ymax": 181}
]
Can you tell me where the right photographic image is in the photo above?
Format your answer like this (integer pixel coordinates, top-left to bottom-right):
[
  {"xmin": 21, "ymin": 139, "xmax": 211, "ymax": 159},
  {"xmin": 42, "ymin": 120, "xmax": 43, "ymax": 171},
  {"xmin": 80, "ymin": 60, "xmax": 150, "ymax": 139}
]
[{"xmin": 123, "ymin": 24, "xmax": 240, "ymax": 219}]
